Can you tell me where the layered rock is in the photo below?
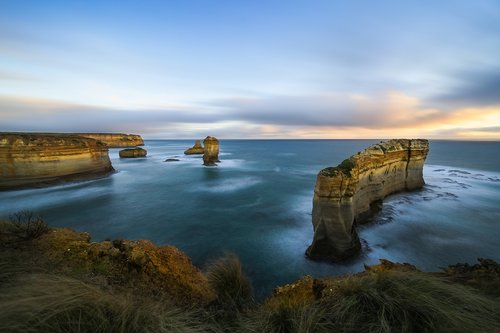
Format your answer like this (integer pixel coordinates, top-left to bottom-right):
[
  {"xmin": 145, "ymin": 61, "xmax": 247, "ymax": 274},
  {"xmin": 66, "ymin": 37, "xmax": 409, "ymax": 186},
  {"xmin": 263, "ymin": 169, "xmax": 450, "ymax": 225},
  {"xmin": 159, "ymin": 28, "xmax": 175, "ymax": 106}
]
[
  {"xmin": 203, "ymin": 136, "xmax": 220, "ymax": 166},
  {"xmin": 77, "ymin": 133, "xmax": 144, "ymax": 148},
  {"xmin": 0, "ymin": 133, "xmax": 114, "ymax": 190},
  {"xmin": 119, "ymin": 147, "xmax": 147, "ymax": 158},
  {"xmin": 306, "ymin": 139, "xmax": 429, "ymax": 261},
  {"xmin": 184, "ymin": 140, "xmax": 204, "ymax": 155}
]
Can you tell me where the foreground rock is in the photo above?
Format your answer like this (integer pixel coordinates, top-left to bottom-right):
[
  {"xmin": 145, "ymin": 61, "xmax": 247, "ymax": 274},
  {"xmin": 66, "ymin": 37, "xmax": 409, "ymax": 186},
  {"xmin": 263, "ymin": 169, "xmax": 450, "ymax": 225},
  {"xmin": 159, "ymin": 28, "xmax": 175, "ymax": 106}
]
[
  {"xmin": 119, "ymin": 147, "xmax": 147, "ymax": 158},
  {"xmin": 0, "ymin": 133, "xmax": 114, "ymax": 190},
  {"xmin": 184, "ymin": 140, "xmax": 204, "ymax": 155},
  {"xmin": 77, "ymin": 133, "xmax": 144, "ymax": 148},
  {"xmin": 307, "ymin": 139, "xmax": 429, "ymax": 261},
  {"xmin": 203, "ymin": 136, "xmax": 220, "ymax": 166}
]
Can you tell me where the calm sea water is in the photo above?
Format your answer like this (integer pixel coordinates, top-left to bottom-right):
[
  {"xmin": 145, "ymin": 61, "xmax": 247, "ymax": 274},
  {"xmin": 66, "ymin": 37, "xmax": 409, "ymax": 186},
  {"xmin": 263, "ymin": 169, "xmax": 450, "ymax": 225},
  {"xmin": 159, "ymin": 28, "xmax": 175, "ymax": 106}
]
[{"xmin": 1, "ymin": 140, "xmax": 499, "ymax": 298}]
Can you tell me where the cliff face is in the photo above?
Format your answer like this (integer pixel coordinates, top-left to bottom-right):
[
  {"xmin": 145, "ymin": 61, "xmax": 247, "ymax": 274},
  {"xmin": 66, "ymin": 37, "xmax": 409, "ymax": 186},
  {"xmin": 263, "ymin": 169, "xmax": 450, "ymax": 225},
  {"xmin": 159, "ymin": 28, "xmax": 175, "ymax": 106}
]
[
  {"xmin": 0, "ymin": 133, "xmax": 114, "ymax": 190},
  {"xmin": 77, "ymin": 133, "xmax": 144, "ymax": 148},
  {"xmin": 307, "ymin": 139, "xmax": 429, "ymax": 261},
  {"xmin": 203, "ymin": 136, "xmax": 220, "ymax": 166}
]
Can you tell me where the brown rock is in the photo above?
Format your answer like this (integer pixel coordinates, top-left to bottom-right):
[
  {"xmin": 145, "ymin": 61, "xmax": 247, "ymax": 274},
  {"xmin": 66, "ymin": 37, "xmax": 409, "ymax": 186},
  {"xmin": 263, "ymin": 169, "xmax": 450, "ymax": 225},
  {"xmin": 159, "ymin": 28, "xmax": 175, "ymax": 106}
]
[
  {"xmin": 0, "ymin": 132, "xmax": 114, "ymax": 190},
  {"xmin": 184, "ymin": 140, "xmax": 204, "ymax": 155},
  {"xmin": 119, "ymin": 147, "xmax": 147, "ymax": 158},
  {"xmin": 306, "ymin": 139, "xmax": 429, "ymax": 261},
  {"xmin": 203, "ymin": 136, "xmax": 220, "ymax": 166},
  {"xmin": 33, "ymin": 227, "xmax": 215, "ymax": 305}
]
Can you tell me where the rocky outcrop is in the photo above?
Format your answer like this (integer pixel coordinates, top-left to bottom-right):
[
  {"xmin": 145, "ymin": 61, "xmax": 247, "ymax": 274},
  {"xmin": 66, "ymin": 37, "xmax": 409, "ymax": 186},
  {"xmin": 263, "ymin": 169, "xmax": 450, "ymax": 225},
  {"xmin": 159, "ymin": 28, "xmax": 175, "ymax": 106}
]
[
  {"xmin": 184, "ymin": 140, "xmax": 204, "ymax": 155},
  {"xmin": 203, "ymin": 136, "xmax": 220, "ymax": 166},
  {"xmin": 119, "ymin": 147, "xmax": 147, "ymax": 158},
  {"xmin": 0, "ymin": 133, "xmax": 114, "ymax": 190},
  {"xmin": 306, "ymin": 139, "xmax": 429, "ymax": 261},
  {"xmin": 77, "ymin": 133, "xmax": 144, "ymax": 148}
]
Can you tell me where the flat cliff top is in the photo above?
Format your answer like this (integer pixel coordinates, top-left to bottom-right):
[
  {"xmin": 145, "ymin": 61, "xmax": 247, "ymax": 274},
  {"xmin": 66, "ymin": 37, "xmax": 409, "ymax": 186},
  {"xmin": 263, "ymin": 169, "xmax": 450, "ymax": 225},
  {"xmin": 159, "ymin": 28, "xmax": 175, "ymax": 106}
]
[
  {"xmin": 320, "ymin": 139, "xmax": 429, "ymax": 178},
  {"xmin": 0, "ymin": 132, "xmax": 106, "ymax": 148}
]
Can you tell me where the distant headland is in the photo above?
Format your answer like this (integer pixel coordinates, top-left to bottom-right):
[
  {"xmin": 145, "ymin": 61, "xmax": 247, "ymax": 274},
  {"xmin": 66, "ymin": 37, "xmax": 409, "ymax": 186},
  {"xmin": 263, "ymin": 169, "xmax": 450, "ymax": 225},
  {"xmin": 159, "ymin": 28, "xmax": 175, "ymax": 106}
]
[{"xmin": 0, "ymin": 132, "xmax": 144, "ymax": 190}]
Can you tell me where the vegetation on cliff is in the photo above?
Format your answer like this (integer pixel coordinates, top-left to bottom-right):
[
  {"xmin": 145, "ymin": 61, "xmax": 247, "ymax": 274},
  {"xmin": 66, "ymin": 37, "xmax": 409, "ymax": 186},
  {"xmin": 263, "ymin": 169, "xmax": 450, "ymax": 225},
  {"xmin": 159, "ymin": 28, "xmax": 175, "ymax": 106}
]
[{"xmin": 1, "ymin": 214, "xmax": 499, "ymax": 332}]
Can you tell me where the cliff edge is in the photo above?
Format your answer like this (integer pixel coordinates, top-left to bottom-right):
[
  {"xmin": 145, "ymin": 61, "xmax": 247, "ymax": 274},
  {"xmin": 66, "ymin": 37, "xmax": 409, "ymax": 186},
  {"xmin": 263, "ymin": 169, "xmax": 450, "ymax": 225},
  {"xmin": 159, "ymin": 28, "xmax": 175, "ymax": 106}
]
[
  {"xmin": 306, "ymin": 139, "xmax": 429, "ymax": 261},
  {"xmin": 77, "ymin": 133, "xmax": 144, "ymax": 148},
  {"xmin": 0, "ymin": 133, "xmax": 114, "ymax": 190}
]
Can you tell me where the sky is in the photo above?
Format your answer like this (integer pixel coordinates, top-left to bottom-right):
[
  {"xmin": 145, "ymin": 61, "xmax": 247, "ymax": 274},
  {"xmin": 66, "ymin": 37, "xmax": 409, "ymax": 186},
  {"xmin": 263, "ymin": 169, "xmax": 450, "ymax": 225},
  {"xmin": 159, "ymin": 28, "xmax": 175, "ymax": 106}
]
[{"xmin": 1, "ymin": 0, "xmax": 499, "ymax": 139}]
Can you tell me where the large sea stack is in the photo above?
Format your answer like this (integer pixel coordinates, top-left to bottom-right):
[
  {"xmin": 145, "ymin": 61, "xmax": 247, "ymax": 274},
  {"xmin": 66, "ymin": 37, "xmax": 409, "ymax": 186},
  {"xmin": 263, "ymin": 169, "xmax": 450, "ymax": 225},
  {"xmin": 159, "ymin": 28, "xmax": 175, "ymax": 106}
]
[
  {"xmin": 306, "ymin": 139, "xmax": 429, "ymax": 261},
  {"xmin": 0, "ymin": 133, "xmax": 114, "ymax": 190},
  {"xmin": 202, "ymin": 136, "xmax": 220, "ymax": 166}
]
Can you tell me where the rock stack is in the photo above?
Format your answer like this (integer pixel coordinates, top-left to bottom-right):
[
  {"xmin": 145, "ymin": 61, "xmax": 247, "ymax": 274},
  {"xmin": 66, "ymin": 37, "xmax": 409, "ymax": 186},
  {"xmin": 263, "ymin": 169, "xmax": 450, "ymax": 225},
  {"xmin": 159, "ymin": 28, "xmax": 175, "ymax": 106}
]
[
  {"xmin": 306, "ymin": 139, "xmax": 429, "ymax": 261},
  {"xmin": 119, "ymin": 147, "xmax": 147, "ymax": 158},
  {"xmin": 184, "ymin": 140, "xmax": 204, "ymax": 155},
  {"xmin": 202, "ymin": 136, "xmax": 220, "ymax": 166}
]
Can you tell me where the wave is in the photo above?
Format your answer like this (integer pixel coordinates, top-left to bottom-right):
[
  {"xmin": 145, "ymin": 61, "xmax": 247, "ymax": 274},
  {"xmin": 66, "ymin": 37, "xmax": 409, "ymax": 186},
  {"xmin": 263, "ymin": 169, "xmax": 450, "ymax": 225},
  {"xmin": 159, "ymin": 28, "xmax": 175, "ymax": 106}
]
[{"xmin": 193, "ymin": 176, "xmax": 261, "ymax": 193}]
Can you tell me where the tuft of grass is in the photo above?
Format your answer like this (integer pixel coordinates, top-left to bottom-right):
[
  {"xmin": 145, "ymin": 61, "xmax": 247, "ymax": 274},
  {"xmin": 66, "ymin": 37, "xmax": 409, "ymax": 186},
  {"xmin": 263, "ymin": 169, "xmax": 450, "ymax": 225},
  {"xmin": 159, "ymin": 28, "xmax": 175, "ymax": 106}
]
[
  {"xmin": 206, "ymin": 253, "xmax": 254, "ymax": 312},
  {"xmin": 246, "ymin": 299, "xmax": 333, "ymax": 333},
  {"xmin": 321, "ymin": 270, "xmax": 500, "ymax": 332},
  {"xmin": 8, "ymin": 210, "xmax": 50, "ymax": 240},
  {"xmin": 0, "ymin": 271, "xmax": 208, "ymax": 333}
]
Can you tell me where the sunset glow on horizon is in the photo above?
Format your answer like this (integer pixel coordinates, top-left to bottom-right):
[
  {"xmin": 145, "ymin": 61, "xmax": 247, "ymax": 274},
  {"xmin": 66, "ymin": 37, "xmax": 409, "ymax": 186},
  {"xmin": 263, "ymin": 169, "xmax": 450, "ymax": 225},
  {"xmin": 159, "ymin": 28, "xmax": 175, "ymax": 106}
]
[{"xmin": 1, "ymin": 1, "xmax": 499, "ymax": 140}]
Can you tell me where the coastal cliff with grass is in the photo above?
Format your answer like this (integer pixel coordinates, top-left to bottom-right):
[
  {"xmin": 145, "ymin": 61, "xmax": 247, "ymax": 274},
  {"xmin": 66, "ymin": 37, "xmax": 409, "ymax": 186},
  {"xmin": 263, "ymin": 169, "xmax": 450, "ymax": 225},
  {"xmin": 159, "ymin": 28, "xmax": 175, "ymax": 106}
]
[{"xmin": 1, "ymin": 213, "xmax": 499, "ymax": 332}]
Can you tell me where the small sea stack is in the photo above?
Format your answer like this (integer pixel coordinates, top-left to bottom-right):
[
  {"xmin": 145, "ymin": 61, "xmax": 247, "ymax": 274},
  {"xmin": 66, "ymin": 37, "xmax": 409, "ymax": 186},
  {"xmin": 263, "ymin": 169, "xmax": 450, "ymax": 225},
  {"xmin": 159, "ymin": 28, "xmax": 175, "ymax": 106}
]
[
  {"xmin": 119, "ymin": 147, "xmax": 147, "ymax": 158},
  {"xmin": 203, "ymin": 136, "xmax": 220, "ymax": 166},
  {"xmin": 306, "ymin": 139, "xmax": 429, "ymax": 261},
  {"xmin": 184, "ymin": 140, "xmax": 204, "ymax": 155}
]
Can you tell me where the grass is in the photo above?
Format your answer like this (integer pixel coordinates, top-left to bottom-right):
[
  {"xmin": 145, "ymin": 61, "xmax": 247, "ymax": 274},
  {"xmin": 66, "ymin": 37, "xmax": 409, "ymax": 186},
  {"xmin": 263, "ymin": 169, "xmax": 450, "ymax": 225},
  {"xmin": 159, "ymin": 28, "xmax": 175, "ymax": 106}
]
[
  {"xmin": 206, "ymin": 253, "xmax": 253, "ymax": 312},
  {"xmin": 320, "ymin": 158, "xmax": 355, "ymax": 177},
  {"xmin": 0, "ymin": 268, "xmax": 209, "ymax": 333},
  {"xmin": 253, "ymin": 270, "xmax": 500, "ymax": 333},
  {"xmin": 1, "ymin": 213, "xmax": 499, "ymax": 333}
]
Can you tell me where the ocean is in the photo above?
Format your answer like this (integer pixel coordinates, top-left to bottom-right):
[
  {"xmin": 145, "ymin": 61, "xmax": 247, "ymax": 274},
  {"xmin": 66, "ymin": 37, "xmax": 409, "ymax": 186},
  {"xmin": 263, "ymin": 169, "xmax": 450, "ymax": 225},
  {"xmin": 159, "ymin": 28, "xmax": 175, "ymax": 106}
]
[{"xmin": 1, "ymin": 140, "xmax": 499, "ymax": 298}]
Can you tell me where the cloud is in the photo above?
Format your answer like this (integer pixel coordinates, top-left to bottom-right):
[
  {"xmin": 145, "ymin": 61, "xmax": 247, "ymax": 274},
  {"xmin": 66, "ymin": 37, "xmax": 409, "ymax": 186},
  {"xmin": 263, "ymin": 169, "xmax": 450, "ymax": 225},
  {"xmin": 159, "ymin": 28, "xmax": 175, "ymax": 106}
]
[
  {"xmin": 432, "ymin": 67, "xmax": 500, "ymax": 107},
  {"xmin": 211, "ymin": 91, "xmax": 446, "ymax": 128},
  {"xmin": 0, "ymin": 92, "xmax": 499, "ymax": 139}
]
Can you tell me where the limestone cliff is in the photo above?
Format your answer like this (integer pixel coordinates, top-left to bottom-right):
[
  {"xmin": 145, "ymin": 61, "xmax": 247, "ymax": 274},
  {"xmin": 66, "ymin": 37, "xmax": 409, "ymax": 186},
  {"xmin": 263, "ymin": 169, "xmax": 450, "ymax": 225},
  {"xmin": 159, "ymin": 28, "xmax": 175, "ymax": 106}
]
[
  {"xmin": 306, "ymin": 139, "xmax": 429, "ymax": 261},
  {"xmin": 0, "ymin": 133, "xmax": 114, "ymax": 190},
  {"xmin": 77, "ymin": 133, "xmax": 144, "ymax": 148},
  {"xmin": 203, "ymin": 136, "xmax": 220, "ymax": 166},
  {"xmin": 184, "ymin": 140, "xmax": 204, "ymax": 155}
]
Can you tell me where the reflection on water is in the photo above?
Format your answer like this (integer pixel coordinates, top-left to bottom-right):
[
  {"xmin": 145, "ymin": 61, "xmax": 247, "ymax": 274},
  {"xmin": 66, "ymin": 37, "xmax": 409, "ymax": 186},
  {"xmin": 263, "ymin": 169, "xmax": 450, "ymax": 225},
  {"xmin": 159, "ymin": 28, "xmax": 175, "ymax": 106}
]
[{"xmin": 0, "ymin": 140, "xmax": 499, "ymax": 299}]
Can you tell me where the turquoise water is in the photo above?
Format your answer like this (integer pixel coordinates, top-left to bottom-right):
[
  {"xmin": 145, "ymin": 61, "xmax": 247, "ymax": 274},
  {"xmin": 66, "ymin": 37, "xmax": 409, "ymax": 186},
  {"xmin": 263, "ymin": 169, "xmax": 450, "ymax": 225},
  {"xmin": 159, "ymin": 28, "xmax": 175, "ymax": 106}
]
[{"xmin": 1, "ymin": 140, "xmax": 499, "ymax": 298}]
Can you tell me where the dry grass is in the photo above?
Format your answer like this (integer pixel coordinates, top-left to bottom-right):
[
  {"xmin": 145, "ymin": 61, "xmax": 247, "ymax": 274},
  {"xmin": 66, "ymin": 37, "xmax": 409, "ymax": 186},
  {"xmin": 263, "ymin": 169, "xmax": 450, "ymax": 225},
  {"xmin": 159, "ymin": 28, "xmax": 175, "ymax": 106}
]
[
  {"xmin": 206, "ymin": 253, "xmax": 254, "ymax": 311},
  {"xmin": 0, "ymin": 268, "xmax": 209, "ymax": 333}
]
